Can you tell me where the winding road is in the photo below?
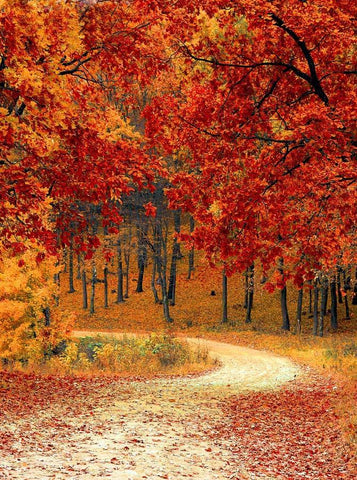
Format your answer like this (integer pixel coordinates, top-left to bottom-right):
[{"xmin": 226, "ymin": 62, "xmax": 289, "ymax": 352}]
[{"xmin": 0, "ymin": 333, "xmax": 301, "ymax": 480}]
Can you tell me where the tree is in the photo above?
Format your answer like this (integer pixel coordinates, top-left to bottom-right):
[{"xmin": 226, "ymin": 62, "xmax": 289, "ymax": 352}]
[
  {"xmin": 168, "ymin": 209, "xmax": 182, "ymax": 305},
  {"xmin": 222, "ymin": 269, "xmax": 228, "ymax": 323},
  {"xmin": 145, "ymin": 0, "xmax": 356, "ymax": 289},
  {"xmin": 0, "ymin": 245, "xmax": 73, "ymax": 364},
  {"xmin": 0, "ymin": 0, "xmax": 160, "ymax": 258},
  {"xmin": 1, "ymin": 0, "xmax": 355, "ymax": 335},
  {"xmin": 245, "ymin": 264, "xmax": 254, "ymax": 324},
  {"xmin": 0, "ymin": 0, "xmax": 167, "ymax": 355}
]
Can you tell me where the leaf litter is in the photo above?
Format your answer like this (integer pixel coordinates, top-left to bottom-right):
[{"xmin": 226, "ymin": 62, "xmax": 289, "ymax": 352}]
[{"xmin": 0, "ymin": 336, "xmax": 355, "ymax": 479}]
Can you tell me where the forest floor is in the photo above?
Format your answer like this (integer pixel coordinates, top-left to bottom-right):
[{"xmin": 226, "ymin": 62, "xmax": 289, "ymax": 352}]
[{"xmin": 0, "ymin": 334, "xmax": 356, "ymax": 479}]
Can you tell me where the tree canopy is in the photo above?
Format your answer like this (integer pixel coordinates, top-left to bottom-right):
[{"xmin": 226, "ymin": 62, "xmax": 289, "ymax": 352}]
[
  {"xmin": 1, "ymin": 0, "xmax": 356, "ymax": 285},
  {"xmin": 145, "ymin": 0, "xmax": 356, "ymax": 283}
]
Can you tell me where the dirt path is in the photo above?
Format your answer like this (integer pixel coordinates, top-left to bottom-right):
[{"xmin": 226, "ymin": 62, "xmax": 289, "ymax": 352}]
[{"xmin": 0, "ymin": 333, "xmax": 301, "ymax": 480}]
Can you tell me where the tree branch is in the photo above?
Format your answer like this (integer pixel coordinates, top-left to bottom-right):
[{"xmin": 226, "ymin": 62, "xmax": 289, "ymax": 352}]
[
  {"xmin": 182, "ymin": 45, "xmax": 317, "ymax": 90},
  {"xmin": 270, "ymin": 13, "xmax": 329, "ymax": 105},
  {"xmin": 59, "ymin": 57, "xmax": 92, "ymax": 75}
]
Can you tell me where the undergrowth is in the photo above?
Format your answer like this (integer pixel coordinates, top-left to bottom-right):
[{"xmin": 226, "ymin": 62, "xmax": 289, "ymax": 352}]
[{"xmin": 33, "ymin": 333, "xmax": 214, "ymax": 377}]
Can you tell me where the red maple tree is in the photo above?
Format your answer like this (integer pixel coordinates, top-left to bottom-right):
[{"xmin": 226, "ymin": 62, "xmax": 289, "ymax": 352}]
[
  {"xmin": 0, "ymin": 0, "xmax": 161, "ymax": 255},
  {"xmin": 145, "ymin": 0, "xmax": 356, "ymax": 284}
]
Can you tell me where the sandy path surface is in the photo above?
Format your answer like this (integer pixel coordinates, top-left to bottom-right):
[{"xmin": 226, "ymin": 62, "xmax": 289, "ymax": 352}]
[{"xmin": 0, "ymin": 333, "xmax": 301, "ymax": 480}]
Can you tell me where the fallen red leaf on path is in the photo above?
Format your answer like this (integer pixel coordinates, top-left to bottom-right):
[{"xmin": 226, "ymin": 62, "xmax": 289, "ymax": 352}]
[{"xmin": 220, "ymin": 373, "xmax": 356, "ymax": 479}]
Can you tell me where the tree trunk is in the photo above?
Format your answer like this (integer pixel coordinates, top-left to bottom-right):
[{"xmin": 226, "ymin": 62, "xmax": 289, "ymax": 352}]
[
  {"xmin": 352, "ymin": 267, "xmax": 357, "ymax": 305},
  {"xmin": 337, "ymin": 267, "xmax": 343, "ymax": 303},
  {"xmin": 313, "ymin": 278, "xmax": 319, "ymax": 336},
  {"xmin": 322, "ymin": 277, "xmax": 329, "ymax": 316},
  {"xmin": 150, "ymin": 187, "xmax": 173, "ymax": 323},
  {"xmin": 330, "ymin": 274, "xmax": 338, "ymax": 330},
  {"xmin": 222, "ymin": 270, "xmax": 228, "ymax": 323},
  {"xmin": 281, "ymin": 286, "xmax": 290, "ymax": 331},
  {"xmin": 161, "ymin": 266, "xmax": 172, "ymax": 323},
  {"xmin": 155, "ymin": 222, "xmax": 173, "ymax": 323},
  {"xmin": 296, "ymin": 287, "xmax": 303, "ymax": 335},
  {"xmin": 124, "ymin": 259, "xmax": 130, "ymax": 299},
  {"xmin": 90, "ymin": 263, "xmax": 96, "ymax": 315},
  {"xmin": 245, "ymin": 264, "xmax": 254, "ymax": 324},
  {"xmin": 343, "ymin": 268, "xmax": 351, "ymax": 319},
  {"xmin": 151, "ymin": 258, "xmax": 160, "ymax": 304},
  {"xmin": 104, "ymin": 266, "xmax": 109, "ymax": 308},
  {"xmin": 68, "ymin": 234, "xmax": 75, "ymax": 293},
  {"xmin": 168, "ymin": 211, "xmax": 181, "ymax": 306},
  {"xmin": 319, "ymin": 276, "xmax": 328, "ymax": 337},
  {"xmin": 116, "ymin": 237, "xmax": 124, "ymax": 303},
  {"xmin": 76, "ymin": 254, "xmax": 81, "ymax": 280},
  {"xmin": 123, "ymin": 223, "xmax": 132, "ymax": 299},
  {"xmin": 168, "ymin": 256, "xmax": 178, "ymax": 304},
  {"xmin": 279, "ymin": 259, "xmax": 290, "ymax": 331},
  {"xmin": 136, "ymin": 221, "xmax": 148, "ymax": 293},
  {"xmin": 156, "ymin": 253, "xmax": 172, "ymax": 323},
  {"xmin": 187, "ymin": 215, "xmax": 195, "ymax": 280},
  {"xmin": 63, "ymin": 248, "xmax": 68, "ymax": 273},
  {"xmin": 244, "ymin": 268, "xmax": 249, "ymax": 309},
  {"xmin": 43, "ymin": 307, "xmax": 51, "ymax": 327},
  {"xmin": 88, "ymin": 206, "xmax": 98, "ymax": 315},
  {"xmin": 54, "ymin": 261, "xmax": 60, "ymax": 307},
  {"xmin": 136, "ymin": 254, "xmax": 145, "ymax": 292},
  {"xmin": 82, "ymin": 269, "xmax": 88, "ymax": 309}
]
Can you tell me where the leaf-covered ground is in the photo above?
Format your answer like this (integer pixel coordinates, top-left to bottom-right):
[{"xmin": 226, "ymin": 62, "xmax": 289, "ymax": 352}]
[
  {"xmin": 0, "ymin": 338, "xmax": 356, "ymax": 479},
  {"xmin": 221, "ymin": 374, "xmax": 356, "ymax": 479}
]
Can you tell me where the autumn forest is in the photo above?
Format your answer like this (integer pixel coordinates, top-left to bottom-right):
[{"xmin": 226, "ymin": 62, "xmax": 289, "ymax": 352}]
[{"xmin": 0, "ymin": 1, "xmax": 356, "ymax": 479}]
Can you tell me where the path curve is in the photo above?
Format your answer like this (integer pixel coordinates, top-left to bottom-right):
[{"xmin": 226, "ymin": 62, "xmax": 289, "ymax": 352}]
[
  {"xmin": 0, "ymin": 332, "xmax": 301, "ymax": 480},
  {"xmin": 73, "ymin": 330, "xmax": 301, "ymax": 394}
]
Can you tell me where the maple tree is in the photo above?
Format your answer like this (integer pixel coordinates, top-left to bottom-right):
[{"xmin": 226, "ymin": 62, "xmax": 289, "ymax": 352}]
[
  {"xmin": 0, "ymin": 0, "xmax": 160, "ymax": 257},
  {"xmin": 0, "ymin": 0, "xmax": 166, "ymax": 357},
  {"xmin": 145, "ymin": 0, "xmax": 357, "ymax": 287}
]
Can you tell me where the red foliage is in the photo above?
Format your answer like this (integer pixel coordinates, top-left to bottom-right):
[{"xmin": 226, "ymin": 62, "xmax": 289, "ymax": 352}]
[
  {"xmin": 35, "ymin": 252, "xmax": 46, "ymax": 265},
  {"xmin": 144, "ymin": 202, "xmax": 157, "ymax": 217},
  {"xmin": 146, "ymin": 0, "xmax": 357, "ymax": 282},
  {"xmin": 0, "ymin": 0, "xmax": 162, "ymax": 254}
]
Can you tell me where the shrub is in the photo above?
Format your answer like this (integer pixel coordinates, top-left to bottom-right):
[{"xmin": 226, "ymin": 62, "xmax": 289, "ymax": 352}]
[
  {"xmin": 77, "ymin": 337, "xmax": 105, "ymax": 361},
  {"xmin": 45, "ymin": 333, "xmax": 213, "ymax": 376}
]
